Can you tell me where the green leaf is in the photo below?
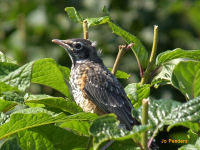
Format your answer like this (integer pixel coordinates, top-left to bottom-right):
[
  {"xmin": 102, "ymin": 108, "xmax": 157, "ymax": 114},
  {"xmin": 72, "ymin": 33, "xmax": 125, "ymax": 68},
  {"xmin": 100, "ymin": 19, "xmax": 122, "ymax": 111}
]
[
  {"xmin": 0, "ymin": 107, "xmax": 97, "ymax": 140},
  {"xmin": 65, "ymin": 7, "xmax": 83, "ymax": 23},
  {"xmin": 152, "ymin": 62, "xmax": 176, "ymax": 87},
  {"xmin": 0, "ymin": 61, "xmax": 34, "ymax": 92},
  {"xmin": 0, "ymin": 51, "xmax": 17, "ymax": 64},
  {"xmin": 25, "ymin": 94, "xmax": 82, "ymax": 114},
  {"xmin": 108, "ymin": 68, "xmax": 131, "ymax": 79},
  {"xmin": 166, "ymin": 97, "xmax": 200, "ymax": 124},
  {"xmin": 125, "ymin": 83, "xmax": 150, "ymax": 109},
  {"xmin": 58, "ymin": 65, "xmax": 70, "ymax": 82},
  {"xmin": 90, "ymin": 114, "xmax": 149, "ymax": 150},
  {"xmin": 0, "ymin": 82, "xmax": 18, "ymax": 93},
  {"xmin": 17, "ymin": 124, "xmax": 88, "ymax": 150},
  {"xmin": 171, "ymin": 61, "xmax": 200, "ymax": 99},
  {"xmin": 178, "ymin": 137, "xmax": 200, "ymax": 150},
  {"xmin": 31, "ymin": 58, "xmax": 71, "ymax": 98},
  {"xmin": 0, "ymin": 99, "xmax": 17, "ymax": 113},
  {"xmin": 86, "ymin": 16, "xmax": 110, "ymax": 27},
  {"xmin": 108, "ymin": 21, "xmax": 148, "ymax": 69},
  {"xmin": 0, "ymin": 62, "xmax": 19, "ymax": 79},
  {"xmin": 59, "ymin": 120, "xmax": 91, "ymax": 137},
  {"xmin": 144, "ymin": 97, "xmax": 200, "ymax": 139},
  {"xmin": 1, "ymin": 91, "xmax": 24, "ymax": 103},
  {"xmin": 156, "ymin": 48, "xmax": 200, "ymax": 66},
  {"xmin": 0, "ymin": 137, "xmax": 22, "ymax": 150},
  {"xmin": 187, "ymin": 129, "xmax": 199, "ymax": 144}
]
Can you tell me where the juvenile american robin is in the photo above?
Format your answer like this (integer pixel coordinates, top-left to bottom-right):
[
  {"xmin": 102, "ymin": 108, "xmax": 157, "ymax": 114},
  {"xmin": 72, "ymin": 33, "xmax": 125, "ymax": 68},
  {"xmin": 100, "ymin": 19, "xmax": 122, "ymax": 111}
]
[{"xmin": 52, "ymin": 38, "xmax": 139, "ymax": 130}]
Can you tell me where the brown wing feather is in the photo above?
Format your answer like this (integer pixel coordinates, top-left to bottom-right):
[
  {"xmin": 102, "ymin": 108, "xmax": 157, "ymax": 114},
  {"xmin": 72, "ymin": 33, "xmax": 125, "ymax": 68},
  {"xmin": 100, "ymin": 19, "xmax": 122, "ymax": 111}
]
[{"xmin": 83, "ymin": 63, "xmax": 139, "ymax": 130}]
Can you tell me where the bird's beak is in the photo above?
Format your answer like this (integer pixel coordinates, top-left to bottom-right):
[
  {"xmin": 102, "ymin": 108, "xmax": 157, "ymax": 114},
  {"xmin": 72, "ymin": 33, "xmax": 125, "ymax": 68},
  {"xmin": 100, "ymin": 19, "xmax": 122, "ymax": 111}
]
[{"xmin": 52, "ymin": 39, "xmax": 73, "ymax": 51}]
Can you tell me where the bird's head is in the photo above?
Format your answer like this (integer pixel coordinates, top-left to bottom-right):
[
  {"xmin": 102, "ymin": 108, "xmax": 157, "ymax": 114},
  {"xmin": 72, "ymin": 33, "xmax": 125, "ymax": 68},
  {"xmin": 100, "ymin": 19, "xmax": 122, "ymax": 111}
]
[{"xmin": 52, "ymin": 38, "xmax": 102, "ymax": 65}]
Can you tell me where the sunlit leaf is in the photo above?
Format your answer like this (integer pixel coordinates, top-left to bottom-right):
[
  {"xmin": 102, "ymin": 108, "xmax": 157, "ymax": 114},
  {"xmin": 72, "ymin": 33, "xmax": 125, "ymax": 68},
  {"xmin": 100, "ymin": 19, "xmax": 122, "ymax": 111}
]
[
  {"xmin": 152, "ymin": 63, "xmax": 176, "ymax": 87},
  {"xmin": 125, "ymin": 83, "xmax": 150, "ymax": 109},
  {"xmin": 108, "ymin": 68, "xmax": 131, "ymax": 79},
  {"xmin": 0, "ymin": 61, "xmax": 34, "ymax": 91},
  {"xmin": 90, "ymin": 114, "xmax": 149, "ymax": 150},
  {"xmin": 141, "ymin": 97, "xmax": 200, "ymax": 139},
  {"xmin": 156, "ymin": 48, "xmax": 200, "ymax": 66},
  {"xmin": 25, "ymin": 94, "xmax": 82, "ymax": 114},
  {"xmin": 0, "ymin": 107, "xmax": 97, "ymax": 140},
  {"xmin": 17, "ymin": 124, "xmax": 88, "ymax": 150},
  {"xmin": 60, "ymin": 120, "xmax": 91, "ymax": 137},
  {"xmin": 172, "ymin": 61, "xmax": 200, "ymax": 99},
  {"xmin": 31, "ymin": 58, "xmax": 71, "ymax": 98}
]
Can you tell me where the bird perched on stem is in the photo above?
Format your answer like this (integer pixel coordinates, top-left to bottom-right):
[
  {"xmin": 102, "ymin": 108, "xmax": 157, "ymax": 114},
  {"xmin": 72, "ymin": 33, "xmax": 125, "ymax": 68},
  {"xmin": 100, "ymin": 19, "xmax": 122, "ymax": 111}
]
[{"xmin": 52, "ymin": 38, "xmax": 139, "ymax": 130}]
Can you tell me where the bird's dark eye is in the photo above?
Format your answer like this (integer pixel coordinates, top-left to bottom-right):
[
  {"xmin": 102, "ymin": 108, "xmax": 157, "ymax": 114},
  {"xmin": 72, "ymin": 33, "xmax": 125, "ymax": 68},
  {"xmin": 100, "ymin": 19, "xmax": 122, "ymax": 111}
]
[{"xmin": 74, "ymin": 42, "xmax": 83, "ymax": 50}]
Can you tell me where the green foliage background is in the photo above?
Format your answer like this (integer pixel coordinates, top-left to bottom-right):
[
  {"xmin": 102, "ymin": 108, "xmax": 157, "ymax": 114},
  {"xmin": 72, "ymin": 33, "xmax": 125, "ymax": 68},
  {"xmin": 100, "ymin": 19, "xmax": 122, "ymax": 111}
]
[{"xmin": 1, "ymin": 0, "xmax": 200, "ymax": 149}]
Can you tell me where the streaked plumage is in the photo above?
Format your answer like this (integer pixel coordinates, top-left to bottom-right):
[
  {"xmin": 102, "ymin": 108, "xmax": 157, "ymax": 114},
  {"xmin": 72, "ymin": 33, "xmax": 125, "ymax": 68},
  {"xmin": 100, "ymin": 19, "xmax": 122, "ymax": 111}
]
[{"xmin": 52, "ymin": 38, "xmax": 139, "ymax": 130}]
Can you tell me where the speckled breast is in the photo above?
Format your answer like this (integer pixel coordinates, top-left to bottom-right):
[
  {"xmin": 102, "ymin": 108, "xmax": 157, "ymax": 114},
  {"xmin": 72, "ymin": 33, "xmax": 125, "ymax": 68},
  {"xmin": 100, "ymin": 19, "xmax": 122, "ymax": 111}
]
[{"xmin": 69, "ymin": 62, "xmax": 104, "ymax": 114}]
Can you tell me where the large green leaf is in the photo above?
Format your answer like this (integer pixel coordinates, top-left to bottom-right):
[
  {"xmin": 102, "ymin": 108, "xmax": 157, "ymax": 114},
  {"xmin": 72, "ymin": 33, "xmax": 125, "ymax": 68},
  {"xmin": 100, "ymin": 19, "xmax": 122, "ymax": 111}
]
[
  {"xmin": 143, "ymin": 97, "xmax": 200, "ymax": 139},
  {"xmin": 17, "ymin": 124, "xmax": 88, "ymax": 150},
  {"xmin": 25, "ymin": 94, "xmax": 82, "ymax": 114},
  {"xmin": 156, "ymin": 48, "xmax": 200, "ymax": 66},
  {"xmin": 171, "ymin": 61, "xmax": 200, "ymax": 99},
  {"xmin": 108, "ymin": 21, "xmax": 148, "ymax": 69},
  {"xmin": 0, "ymin": 61, "xmax": 34, "ymax": 92},
  {"xmin": 31, "ymin": 58, "xmax": 71, "ymax": 98},
  {"xmin": 65, "ymin": 7, "xmax": 83, "ymax": 23},
  {"xmin": 125, "ymin": 83, "xmax": 150, "ymax": 109},
  {"xmin": 59, "ymin": 120, "xmax": 91, "ymax": 137},
  {"xmin": 0, "ymin": 107, "xmax": 97, "ymax": 140},
  {"xmin": 90, "ymin": 114, "xmax": 149, "ymax": 150}
]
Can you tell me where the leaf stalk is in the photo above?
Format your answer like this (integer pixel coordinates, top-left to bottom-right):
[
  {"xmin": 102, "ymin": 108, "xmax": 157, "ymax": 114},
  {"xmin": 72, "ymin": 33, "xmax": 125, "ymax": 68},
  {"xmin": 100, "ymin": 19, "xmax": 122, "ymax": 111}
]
[
  {"xmin": 83, "ymin": 20, "xmax": 89, "ymax": 39},
  {"xmin": 141, "ymin": 25, "xmax": 158, "ymax": 84},
  {"xmin": 112, "ymin": 43, "xmax": 133, "ymax": 75},
  {"xmin": 141, "ymin": 98, "xmax": 149, "ymax": 150}
]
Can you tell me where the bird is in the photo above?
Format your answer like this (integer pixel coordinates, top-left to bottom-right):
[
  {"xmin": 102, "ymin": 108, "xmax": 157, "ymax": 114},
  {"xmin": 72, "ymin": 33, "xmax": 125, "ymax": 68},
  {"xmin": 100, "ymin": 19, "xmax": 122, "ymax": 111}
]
[{"xmin": 52, "ymin": 38, "xmax": 139, "ymax": 130}]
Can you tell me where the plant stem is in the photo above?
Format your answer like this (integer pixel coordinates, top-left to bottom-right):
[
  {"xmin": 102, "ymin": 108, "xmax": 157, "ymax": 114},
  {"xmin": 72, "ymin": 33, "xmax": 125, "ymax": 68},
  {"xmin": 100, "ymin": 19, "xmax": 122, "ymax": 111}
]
[
  {"xmin": 141, "ymin": 98, "xmax": 149, "ymax": 150},
  {"xmin": 112, "ymin": 45, "xmax": 126, "ymax": 75},
  {"xmin": 83, "ymin": 20, "xmax": 89, "ymax": 39},
  {"xmin": 112, "ymin": 43, "xmax": 133, "ymax": 75},
  {"xmin": 141, "ymin": 25, "xmax": 158, "ymax": 84}
]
